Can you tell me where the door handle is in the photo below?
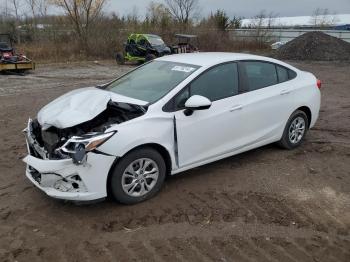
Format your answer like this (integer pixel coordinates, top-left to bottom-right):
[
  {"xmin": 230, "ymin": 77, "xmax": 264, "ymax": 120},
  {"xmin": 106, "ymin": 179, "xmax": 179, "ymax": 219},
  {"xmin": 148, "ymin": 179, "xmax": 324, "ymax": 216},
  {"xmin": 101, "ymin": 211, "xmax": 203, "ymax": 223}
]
[
  {"xmin": 230, "ymin": 105, "xmax": 243, "ymax": 112},
  {"xmin": 280, "ymin": 89, "xmax": 291, "ymax": 95}
]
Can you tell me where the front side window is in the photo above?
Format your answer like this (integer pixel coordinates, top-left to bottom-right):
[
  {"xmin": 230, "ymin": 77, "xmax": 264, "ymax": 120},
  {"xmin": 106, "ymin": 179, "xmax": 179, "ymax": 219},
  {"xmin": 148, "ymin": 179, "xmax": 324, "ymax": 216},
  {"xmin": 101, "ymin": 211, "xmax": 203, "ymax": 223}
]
[
  {"xmin": 243, "ymin": 61, "xmax": 278, "ymax": 91},
  {"xmin": 174, "ymin": 87, "xmax": 190, "ymax": 110},
  {"xmin": 167, "ymin": 62, "xmax": 239, "ymax": 111},
  {"xmin": 190, "ymin": 62, "xmax": 239, "ymax": 101},
  {"xmin": 106, "ymin": 61, "xmax": 199, "ymax": 103}
]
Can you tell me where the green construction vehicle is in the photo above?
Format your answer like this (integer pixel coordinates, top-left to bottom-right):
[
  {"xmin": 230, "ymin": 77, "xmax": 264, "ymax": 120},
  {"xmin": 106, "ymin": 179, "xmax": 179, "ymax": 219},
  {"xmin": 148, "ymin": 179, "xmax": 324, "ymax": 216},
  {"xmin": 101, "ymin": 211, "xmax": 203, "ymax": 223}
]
[{"xmin": 115, "ymin": 34, "xmax": 171, "ymax": 65}]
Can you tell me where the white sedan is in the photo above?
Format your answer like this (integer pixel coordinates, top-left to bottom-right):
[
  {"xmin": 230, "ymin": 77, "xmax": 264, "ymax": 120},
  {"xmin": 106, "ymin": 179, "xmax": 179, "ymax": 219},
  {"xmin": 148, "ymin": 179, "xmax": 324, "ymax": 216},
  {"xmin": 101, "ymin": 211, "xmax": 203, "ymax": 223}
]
[{"xmin": 23, "ymin": 53, "xmax": 321, "ymax": 204}]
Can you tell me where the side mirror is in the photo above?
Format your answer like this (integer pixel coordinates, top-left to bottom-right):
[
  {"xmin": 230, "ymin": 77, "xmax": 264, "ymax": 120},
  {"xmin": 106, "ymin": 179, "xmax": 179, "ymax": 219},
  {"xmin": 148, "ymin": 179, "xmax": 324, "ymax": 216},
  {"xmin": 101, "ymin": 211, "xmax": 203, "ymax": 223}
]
[{"xmin": 184, "ymin": 95, "xmax": 212, "ymax": 116}]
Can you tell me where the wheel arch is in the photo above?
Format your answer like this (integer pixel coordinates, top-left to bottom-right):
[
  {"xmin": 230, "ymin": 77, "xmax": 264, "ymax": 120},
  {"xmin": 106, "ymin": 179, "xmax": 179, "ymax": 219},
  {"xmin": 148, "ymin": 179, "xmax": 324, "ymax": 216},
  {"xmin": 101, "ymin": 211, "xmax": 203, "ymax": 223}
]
[
  {"xmin": 106, "ymin": 143, "xmax": 173, "ymax": 198},
  {"xmin": 297, "ymin": 106, "xmax": 312, "ymax": 128}
]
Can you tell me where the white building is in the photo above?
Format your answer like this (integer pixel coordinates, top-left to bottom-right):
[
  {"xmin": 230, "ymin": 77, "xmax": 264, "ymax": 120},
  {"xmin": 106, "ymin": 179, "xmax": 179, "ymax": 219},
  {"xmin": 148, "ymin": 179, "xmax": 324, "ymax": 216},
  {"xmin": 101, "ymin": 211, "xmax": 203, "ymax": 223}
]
[{"xmin": 241, "ymin": 14, "xmax": 350, "ymax": 29}]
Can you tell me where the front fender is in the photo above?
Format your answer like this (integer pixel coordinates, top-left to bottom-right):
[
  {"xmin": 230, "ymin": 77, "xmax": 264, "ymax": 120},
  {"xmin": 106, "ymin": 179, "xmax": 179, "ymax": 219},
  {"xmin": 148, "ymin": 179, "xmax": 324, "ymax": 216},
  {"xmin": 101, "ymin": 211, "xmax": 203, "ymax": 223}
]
[{"xmin": 97, "ymin": 117, "xmax": 176, "ymax": 169}]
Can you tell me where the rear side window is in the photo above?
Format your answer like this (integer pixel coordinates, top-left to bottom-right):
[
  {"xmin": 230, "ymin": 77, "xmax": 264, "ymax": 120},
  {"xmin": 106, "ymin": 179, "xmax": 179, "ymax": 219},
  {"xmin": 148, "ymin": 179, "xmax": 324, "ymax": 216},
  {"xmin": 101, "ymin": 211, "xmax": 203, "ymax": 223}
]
[
  {"xmin": 243, "ymin": 61, "xmax": 278, "ymax": 91},
  {"xmin": 190, "ymin": 62, "xmax": 239, "ymax": 101}
]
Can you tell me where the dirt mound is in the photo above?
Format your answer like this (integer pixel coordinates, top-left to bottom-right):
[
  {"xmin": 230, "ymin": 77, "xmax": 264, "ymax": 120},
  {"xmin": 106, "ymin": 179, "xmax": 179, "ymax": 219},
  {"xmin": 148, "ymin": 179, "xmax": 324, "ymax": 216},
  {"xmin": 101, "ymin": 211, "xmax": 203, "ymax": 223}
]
[{"xmin": 276, "ymin": 31, "xmax": 350, "ymax": 61}]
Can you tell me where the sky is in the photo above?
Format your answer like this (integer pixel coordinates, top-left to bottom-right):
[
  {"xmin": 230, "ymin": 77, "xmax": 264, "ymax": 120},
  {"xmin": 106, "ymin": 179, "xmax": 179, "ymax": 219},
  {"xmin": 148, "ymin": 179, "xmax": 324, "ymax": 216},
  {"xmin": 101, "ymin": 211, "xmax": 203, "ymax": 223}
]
[
  {"xmin": 0, "ymin": 0, "xmax": 349, "ymax": 19},
  {"xmin": 106, "ymin": 0, "xmax": 350, "ymax": 18}
]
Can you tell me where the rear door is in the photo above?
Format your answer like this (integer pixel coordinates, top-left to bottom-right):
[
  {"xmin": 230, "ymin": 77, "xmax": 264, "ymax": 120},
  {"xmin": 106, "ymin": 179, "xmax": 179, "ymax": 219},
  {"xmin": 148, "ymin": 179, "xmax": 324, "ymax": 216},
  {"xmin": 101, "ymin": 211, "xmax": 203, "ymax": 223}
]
[{"xmin": 235, "ymin": 60, "xmax": 298, "ymax": 145}]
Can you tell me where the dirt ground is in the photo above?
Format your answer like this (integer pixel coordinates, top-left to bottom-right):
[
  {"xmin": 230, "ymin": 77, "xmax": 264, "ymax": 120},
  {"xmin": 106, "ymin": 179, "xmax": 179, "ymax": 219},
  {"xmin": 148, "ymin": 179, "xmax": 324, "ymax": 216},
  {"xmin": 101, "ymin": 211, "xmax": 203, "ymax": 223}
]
[{"xmin": 0, "ymin": 60, "xmax": 349, "ymax": 262}]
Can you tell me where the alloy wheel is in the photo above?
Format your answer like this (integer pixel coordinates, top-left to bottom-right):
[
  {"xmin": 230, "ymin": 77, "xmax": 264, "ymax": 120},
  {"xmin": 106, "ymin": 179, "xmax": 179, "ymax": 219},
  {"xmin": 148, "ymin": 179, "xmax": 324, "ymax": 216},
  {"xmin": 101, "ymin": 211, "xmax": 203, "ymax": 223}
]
[
  {"xmin": 121, "ymin": 158, "xmax": 159, "ymax": 197},
  {"xmin": 288, "ymin": 116, "xmax": 306, "ymax": 144}
]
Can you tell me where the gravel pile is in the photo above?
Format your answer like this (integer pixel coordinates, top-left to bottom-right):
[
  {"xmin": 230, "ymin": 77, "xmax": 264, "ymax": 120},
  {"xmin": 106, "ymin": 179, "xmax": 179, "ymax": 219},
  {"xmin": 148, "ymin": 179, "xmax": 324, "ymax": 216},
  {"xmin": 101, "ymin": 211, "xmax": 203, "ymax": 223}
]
[{"xmin": 276, "ymin": 31, "xmax": 350, "ymax": 61}]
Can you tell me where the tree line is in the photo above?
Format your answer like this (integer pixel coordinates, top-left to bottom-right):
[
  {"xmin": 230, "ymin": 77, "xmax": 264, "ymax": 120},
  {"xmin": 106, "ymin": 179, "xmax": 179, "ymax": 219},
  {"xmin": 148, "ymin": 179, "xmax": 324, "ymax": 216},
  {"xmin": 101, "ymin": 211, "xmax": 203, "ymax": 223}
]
[{"xmin": 0, "ymin": 0, "xmax": 338, "ymax": 61}]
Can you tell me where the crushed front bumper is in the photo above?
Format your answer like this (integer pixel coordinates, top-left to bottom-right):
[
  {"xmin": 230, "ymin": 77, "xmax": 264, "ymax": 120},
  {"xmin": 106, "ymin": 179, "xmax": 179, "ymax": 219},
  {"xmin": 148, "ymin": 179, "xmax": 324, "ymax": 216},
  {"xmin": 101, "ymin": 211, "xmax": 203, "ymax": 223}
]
[{"xmin": 23, "ymin": 120, "xmax": 116, "ymax": 201}]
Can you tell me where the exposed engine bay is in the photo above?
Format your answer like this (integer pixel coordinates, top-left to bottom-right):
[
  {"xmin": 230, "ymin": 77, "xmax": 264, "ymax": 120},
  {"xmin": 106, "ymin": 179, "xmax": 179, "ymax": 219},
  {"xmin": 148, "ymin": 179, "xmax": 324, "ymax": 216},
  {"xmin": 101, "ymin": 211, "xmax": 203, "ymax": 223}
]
[{"xmin": 27, "ymin": 100, "xmax": 146, "ymax": 161}]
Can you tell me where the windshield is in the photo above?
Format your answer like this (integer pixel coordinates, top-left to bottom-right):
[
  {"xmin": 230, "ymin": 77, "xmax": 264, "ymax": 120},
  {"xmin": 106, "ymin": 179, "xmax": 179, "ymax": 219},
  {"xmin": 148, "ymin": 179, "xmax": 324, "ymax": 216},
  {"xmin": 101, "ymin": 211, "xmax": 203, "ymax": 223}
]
[
  {"xmin": 147, "ymin": 36, "xmax": 165, "ymax": 46},
  {"xmin": 107, "ymin": 61, "xmax": 200, "ymax": 103}
]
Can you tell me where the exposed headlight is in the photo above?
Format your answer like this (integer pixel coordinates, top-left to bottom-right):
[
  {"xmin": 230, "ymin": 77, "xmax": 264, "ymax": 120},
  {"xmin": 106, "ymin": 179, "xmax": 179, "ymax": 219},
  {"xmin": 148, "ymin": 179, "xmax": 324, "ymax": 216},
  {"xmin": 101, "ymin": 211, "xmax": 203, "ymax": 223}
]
[{"xmin": 59, "ymin": 132, "xmax": 115, "ymax": 164}]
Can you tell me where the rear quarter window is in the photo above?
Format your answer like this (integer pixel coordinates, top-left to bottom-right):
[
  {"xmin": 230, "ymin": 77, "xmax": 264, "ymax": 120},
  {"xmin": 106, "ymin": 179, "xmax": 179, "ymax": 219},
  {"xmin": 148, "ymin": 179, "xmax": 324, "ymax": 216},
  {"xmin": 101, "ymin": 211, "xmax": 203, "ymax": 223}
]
[
  {"xmin": 276, "ymin": 65, "xmax": 297, "ymax": 82},
  {"xmin": 277, "ymin": 66, "xmax": 289, "ymax": 83},
  {"xmin": 288, "ymin": 69, "xmax": 297, "ymax": 80}
]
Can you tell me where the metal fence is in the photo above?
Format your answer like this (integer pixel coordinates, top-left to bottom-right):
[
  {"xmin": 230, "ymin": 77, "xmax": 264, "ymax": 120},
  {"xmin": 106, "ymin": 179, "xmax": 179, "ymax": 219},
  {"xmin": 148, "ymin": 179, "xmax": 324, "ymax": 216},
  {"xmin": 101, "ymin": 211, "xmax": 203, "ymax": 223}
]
[{"xmin": 228, "ymin": 29, "xmax": 350, "ymax": 43}]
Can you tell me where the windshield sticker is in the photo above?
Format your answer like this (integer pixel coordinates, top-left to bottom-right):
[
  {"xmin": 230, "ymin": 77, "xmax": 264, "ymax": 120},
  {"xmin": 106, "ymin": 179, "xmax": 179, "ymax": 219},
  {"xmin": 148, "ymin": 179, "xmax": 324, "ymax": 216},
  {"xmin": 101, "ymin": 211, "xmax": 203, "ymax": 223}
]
[{"xmin": 171, "ymin": 66, "xmax": 196, "ymax": 73}]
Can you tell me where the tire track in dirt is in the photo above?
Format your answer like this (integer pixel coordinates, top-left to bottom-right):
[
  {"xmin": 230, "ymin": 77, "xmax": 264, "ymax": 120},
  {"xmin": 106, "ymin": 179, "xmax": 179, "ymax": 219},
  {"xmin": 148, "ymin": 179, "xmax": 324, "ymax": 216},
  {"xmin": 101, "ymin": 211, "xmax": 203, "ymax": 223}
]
[
  {"xmin": 103, "ymin": 234, "xmax": 348, "ymax": 262},
  {"xmin": 2, "ymin": 190, "xmax": 349, "ymax": 262},
  {"xmin": 251, "ymin": 237, "xmax": 296, "ymax": 262},
  {"xmin": 96, "ymin": 190, "xmax": 349, "ymax": 235},
  {"xmin": 6, "ymin": 233, "xmax": 349, "ymax": 262},
  {"xmin": 168, "ymin": 237, "xmax": 211, "ymax": 262}
]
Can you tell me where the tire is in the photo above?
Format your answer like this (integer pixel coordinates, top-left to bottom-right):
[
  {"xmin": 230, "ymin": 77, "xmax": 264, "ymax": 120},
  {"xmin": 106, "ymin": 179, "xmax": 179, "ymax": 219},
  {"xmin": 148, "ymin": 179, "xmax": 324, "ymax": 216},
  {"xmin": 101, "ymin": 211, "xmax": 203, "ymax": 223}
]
[
  {"xmin": 278, "ymin": 110, "xmax": 309, "ymax": 150},
  {"xmin": 145, "ymin": 53, "xmax": 157, "ymax": 62},
  {"xmin": 115, "ymin": 52, "xmax": 125, "ymax": 65},
  {"xmin": 110, "ymin": 147, "xmax": 166, "ymax": 204}
]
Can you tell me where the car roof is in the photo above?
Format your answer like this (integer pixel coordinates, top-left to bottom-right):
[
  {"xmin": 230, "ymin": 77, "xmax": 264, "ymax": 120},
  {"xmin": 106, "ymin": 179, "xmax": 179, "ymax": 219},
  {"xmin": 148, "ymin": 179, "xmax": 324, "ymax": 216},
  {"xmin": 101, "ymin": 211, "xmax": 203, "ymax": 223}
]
[{"xmin": 156, "ymin": 52, "xmax": 283, "ymax": 67}]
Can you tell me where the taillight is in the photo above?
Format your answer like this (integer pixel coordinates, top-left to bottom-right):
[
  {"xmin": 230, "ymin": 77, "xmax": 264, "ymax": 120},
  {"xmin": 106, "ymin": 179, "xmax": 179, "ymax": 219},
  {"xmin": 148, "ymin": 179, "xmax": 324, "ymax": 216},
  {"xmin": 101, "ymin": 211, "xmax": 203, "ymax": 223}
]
[{"xmin": 317, "ymin": 79, "xmax": 322, "ymax": 89}]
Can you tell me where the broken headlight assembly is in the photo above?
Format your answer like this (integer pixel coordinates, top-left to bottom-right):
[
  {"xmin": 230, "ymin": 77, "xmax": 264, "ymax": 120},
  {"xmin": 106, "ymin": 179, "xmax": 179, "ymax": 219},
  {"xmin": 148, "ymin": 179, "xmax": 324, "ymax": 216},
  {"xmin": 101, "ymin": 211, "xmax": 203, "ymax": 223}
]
[{"xmin": 59, "ymin": 132, "xmax": 116, "ymax": 164}]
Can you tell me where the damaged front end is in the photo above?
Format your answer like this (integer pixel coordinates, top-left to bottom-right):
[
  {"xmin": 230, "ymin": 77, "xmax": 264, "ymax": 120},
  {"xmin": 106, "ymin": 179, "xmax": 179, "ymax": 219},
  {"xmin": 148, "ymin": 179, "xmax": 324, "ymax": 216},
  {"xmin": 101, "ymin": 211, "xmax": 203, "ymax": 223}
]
[
  {"xmin": 26, "ymin": 118, "xmax": 115, "ymax": 163},
  {"xmin": 23, "ymin": 100, "xmax": 146, "ymax": 201},
  {"xmin": 26, "ymin": 100, "xmax": 145, "ymax": 161}
]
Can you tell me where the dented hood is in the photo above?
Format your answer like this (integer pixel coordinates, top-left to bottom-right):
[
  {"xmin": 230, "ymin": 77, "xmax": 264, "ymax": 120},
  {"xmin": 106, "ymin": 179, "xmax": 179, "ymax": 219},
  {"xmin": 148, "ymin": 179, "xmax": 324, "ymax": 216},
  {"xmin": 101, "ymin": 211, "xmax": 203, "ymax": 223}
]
[{"xmin": 37, "ymin": 87, "xmax": 147, "ymax": 129}]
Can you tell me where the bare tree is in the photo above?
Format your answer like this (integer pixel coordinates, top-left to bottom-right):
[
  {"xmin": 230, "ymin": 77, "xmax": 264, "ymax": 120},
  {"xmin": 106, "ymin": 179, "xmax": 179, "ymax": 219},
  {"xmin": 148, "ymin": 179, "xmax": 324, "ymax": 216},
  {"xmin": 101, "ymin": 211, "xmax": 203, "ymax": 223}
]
[
  {"xmin": 37, "ymin": 0, "xmax": 48, "ymax": 17},
  {"xmin": 249, "ymin": 10, "xmax": 276, "ymax": 47},
  {"xmin": 11, "ymin": 0, "xmax": 23, "ymax": 43},
  {"xmin": 146, "ymin": 1, "xmax": 171, "ymax": 25},
  {"xmin": 25, "ymin": 0, "xmax": 37, "ymax": 22},
  {"xmin": 310, "ymin": 8, "xmax": 338, "ymax": 28},
  {"xmin": 165, "ymin": 0, "xmax": 199, "ymax": 24},
  {"xmin": 50, "ymin": 0, "xmax": 108, "ymax": 53},
  {"xmin": 11, "ymin": 0, "xmax": 22, "ymax": 21},
  {"xmin": 1, "ymin": 0, "xmax": 11, "ymax": 18}
]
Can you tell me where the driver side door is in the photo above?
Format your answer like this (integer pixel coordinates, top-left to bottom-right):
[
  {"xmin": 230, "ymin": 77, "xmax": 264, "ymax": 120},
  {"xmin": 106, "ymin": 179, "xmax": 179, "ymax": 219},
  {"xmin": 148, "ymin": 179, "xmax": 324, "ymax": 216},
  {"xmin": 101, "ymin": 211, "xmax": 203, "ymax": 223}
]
[{"xmin": 173, "ymin": 62, "xmax": 245, "ymax": 168}]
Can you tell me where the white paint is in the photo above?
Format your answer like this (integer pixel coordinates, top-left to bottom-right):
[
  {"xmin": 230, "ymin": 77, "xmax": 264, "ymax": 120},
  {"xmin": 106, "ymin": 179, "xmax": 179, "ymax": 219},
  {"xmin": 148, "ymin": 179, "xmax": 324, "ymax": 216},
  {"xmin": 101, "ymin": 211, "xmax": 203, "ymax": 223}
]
[
  {"xmin": 24, "ymin": 53, "xmax": 321, "ymax": 201},
  {"xmin": 37, "ymin": 87, "xmax": 147, "ymax": 129},
  {"xmin": 185, "ymin": 95, "xmax": 212, "ymax": 108}
]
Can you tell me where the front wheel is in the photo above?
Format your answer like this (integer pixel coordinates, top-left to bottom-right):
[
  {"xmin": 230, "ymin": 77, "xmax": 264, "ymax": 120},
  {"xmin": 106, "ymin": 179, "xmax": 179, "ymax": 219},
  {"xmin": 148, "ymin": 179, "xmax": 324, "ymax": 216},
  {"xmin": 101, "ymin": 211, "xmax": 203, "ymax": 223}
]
[
  {"xmin": 278, "ymin": 110, "xmax": 308, "ymax": 150},
  {"xmin": 109, "ymin": 147, "xmax": 166, "ymax": 204}
]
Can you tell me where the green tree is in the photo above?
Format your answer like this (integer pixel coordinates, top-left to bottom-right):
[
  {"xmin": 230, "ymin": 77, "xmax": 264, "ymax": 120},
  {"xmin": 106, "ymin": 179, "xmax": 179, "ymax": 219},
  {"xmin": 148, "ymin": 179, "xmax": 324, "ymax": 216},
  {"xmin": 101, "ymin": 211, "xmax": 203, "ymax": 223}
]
[{"xmin": 211, "ymin": 9, "xmax": 231, "ymax": 31}]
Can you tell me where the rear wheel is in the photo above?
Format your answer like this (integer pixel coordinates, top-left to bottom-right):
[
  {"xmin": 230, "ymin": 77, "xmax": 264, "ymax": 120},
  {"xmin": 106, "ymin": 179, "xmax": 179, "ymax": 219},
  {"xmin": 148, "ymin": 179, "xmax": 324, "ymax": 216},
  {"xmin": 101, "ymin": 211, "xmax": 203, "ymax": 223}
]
[
  {"xmin": 116, "ymin": 52, "xmax": 125, "ymax": 65},
  {"xmin": 110, "ymin": 147, "xmax": 166, "ymax": 204},
  {"xmin": 278, "ymin": 110, "xmax": 308, "ymax": 149}
]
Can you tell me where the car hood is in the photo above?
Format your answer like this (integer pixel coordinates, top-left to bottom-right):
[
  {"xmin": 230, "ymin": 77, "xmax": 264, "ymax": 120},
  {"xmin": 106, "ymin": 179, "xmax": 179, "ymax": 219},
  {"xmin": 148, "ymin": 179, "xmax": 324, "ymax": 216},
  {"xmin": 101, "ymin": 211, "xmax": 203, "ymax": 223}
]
[{"xmin": 37, "ymin": 87, "xmax": 148, "ymax": 130}]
